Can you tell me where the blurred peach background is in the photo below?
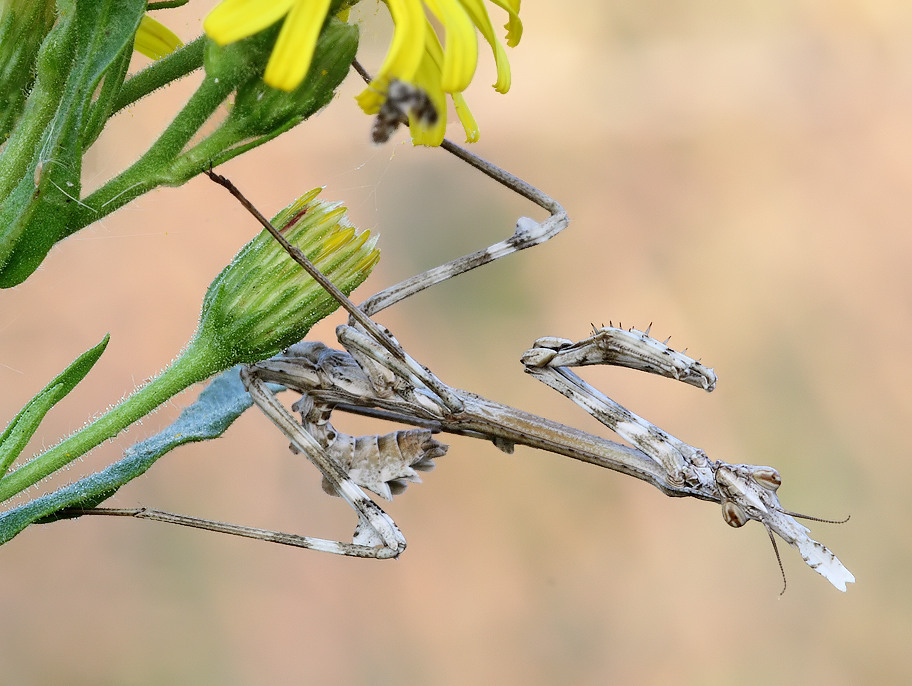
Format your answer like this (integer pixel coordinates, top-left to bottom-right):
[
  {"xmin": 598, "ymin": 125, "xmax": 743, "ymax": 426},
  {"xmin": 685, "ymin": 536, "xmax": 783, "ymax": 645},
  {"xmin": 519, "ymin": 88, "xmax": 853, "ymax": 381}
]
[{"xmin": 1, "ymin": 1, "xmax": 909, "ymax": 683}]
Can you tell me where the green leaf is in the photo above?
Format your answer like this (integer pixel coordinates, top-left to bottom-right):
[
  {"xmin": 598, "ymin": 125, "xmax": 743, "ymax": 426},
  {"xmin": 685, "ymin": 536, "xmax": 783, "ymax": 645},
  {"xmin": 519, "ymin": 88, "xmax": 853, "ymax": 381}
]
[
  {"xmin": 0, "ymin": 0, "xmax": 147, "ymax": 288},
  {"xmin": 0, "ymin": 334, "xmax": 110, "ymax": 477},
  {"xmin": 0, "ymin": 0, "xmax": 55, "ymax": 143},
  {"xmin": 0, "ymin": 367, "xmax": 280, "ymax": 542}
]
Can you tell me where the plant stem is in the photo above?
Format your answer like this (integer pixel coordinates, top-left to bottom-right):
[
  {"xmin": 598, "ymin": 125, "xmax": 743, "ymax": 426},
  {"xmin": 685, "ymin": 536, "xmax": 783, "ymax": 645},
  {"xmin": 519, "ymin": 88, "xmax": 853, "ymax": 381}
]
[
  {"xmin": 0, "ymin": 339, "xmax": 221, "ymax": 503},
  {"xmin": 73, "ymin": 72, "xmax": 233, "ymax": 228},
  {"xmin": 110, "ymin": 36, "xmax": 205, "ymax": 116}
]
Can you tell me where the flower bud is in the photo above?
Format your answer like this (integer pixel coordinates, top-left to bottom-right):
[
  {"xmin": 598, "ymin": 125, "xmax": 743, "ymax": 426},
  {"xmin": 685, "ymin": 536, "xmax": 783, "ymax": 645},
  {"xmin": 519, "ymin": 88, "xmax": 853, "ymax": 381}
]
[
  {"xmin": 193, "ymin": 188, "xmax": 380, "ymax": 368},
  {"xmin": 214, "ymin": 19, "xmax": 358, "ymax": 138}
]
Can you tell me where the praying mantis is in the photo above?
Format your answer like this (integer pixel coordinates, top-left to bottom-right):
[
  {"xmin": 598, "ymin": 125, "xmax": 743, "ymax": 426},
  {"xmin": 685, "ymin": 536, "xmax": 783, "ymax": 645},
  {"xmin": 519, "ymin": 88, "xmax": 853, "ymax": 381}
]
[{"xmin": 73, "ymin": 128, "xmax": 854, "ymax": 593}]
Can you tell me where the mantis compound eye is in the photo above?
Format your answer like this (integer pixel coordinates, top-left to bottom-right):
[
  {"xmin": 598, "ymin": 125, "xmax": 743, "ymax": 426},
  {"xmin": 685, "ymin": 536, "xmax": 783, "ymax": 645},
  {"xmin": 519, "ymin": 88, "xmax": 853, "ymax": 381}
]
[
  {"xmin": 721, "ymin": 499, "xmax": 749, "ymax": 528},
  {"xmin": 751, "ymin": 467, "xmax": 782, "ymax": 491}
]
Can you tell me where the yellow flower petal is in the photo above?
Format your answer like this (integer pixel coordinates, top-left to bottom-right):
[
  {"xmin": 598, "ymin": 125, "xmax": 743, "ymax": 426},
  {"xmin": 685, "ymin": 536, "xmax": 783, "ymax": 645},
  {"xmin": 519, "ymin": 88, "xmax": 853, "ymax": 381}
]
[
  {"xmin": 486, "ymin": 0, "xmax": 523, "ymax": 47},
  {"xmin": 422, "ymin": 0, "xmax": 477, "ymax": 93},
  {"xmin": 356, "ymin": 246, "xmax": 382, "ymax": 273},
  {"xmin": 452, "ymin": 0, "xmax": 511, "ymax": 92},
  {"xmin": 204, "ymin": 0, "xmax": 524, "ymax": 146},
  {"xmin": 406, "ymin": 27, "xmax": 480, "ymax": 146},
  {"xmin": 423, "ymin": 25, "xmax": 479, "ymax": 143},
  {"xmin": 358, "ymin": 0, "xmax": 429, "ymax": 114},
  {"xmin": 204, "ymin": 0, "xmax": 295, "ymax": 45},
  {"xmin": 452, "ymin": 92, "xmax": 479, "ymax": 143},
  {"xmin": 408, "ymin": 52, "xmax": 448, "ymax": 146},
  {"xmin": 263, "ymin": 0, "xmax": 332, "ymax": 90},
  {"xmin": 377, "ymin": 0, "xmax": 427, "ymax": 83},
  {"xmin": 355, "ymin": 76, "xmax": 389, "ymax": 115},
  {"xmin": 134, "ymin": 15, "xmax": 183, "ymax": 60}
]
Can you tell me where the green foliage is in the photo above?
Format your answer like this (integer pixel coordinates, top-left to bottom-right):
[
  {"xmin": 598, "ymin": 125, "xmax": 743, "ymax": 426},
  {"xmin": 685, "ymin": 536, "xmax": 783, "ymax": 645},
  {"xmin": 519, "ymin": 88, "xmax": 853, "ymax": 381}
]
[
  {"xmin": 0, "ymin": 192, "xmax": 377, "ymax": 535},
  {"xmin": 0, "ymin": 0, "xmax": 147, "ymax": 287},
  {"xmin": 0, "ymin": 2, "xmax": 358, "ymax": 287},
  {"xmin": 0, "ymin": 2, "xmax": 370, "ymax": 542},
  {"xmin": 0, "ymin": 335, "xmax": 109, "ymax": 476},
  {"xmin": 0, "ymin": 367, "xmax": 281, "ymax": 543}
]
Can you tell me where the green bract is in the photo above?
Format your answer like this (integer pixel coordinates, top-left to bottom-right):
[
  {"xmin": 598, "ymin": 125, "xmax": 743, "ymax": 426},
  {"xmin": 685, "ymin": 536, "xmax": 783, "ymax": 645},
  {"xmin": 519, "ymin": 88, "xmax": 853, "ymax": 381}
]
[{"xmin": 195, "ymin": 188, "xmax": 380, "ymax": 367}]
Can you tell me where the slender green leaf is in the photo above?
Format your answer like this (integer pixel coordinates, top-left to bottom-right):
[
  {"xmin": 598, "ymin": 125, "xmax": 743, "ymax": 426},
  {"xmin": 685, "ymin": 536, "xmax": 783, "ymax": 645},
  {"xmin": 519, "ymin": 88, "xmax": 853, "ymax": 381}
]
[
  {"xmin": 0, "ymin": 367, "xmax": 281, "ymax": 543},
  {"xmin": 0, "ymin": 0, "xmax": 147, "ymax": 287},
  {"xmin": 0, "ymin": 334, "xmax": 109, "ymax": 477}
]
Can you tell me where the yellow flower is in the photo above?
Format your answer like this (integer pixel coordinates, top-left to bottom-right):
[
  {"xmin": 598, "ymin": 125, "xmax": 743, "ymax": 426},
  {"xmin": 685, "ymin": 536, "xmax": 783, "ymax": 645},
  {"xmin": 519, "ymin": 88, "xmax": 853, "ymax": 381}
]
[
  {"xmin": 203, "ymin": 0, "xmax": 523, "ymax": 146},
  {"xmin": 204, "ymin": 0, "xmax": 334, "ymax": 91},
  {"xmin": 134, "ymin": 15, "xmax": 184, "ymax": 60}
]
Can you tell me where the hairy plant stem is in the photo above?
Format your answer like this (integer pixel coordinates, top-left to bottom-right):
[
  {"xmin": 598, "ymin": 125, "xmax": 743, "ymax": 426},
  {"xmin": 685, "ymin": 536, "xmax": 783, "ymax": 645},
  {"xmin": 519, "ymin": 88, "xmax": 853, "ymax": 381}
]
[
  {"xmin": 110, "ymin": 36, "xmax": 206, "ymax": 116},
  {"xmin": 73, "ymin": 73, "xmax": 234, "ymax": 227},
  {"xmin": 0, "ymin": 338, "xmax": 222, "ymax": 503}
]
